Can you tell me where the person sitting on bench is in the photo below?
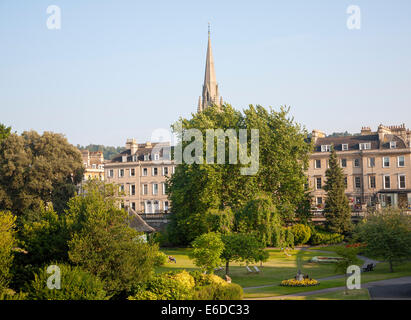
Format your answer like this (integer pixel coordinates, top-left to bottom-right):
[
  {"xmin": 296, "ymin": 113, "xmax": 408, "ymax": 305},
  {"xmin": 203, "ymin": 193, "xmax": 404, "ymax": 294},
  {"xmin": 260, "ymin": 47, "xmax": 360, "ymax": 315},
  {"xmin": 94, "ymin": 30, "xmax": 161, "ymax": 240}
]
[
  {"xmin": 168, "ymin": 256, "xmax": 177, "ymax": 263},
  {"xmin": 362, "ymin": 263, "xmax": 374, "ymax": 272}
]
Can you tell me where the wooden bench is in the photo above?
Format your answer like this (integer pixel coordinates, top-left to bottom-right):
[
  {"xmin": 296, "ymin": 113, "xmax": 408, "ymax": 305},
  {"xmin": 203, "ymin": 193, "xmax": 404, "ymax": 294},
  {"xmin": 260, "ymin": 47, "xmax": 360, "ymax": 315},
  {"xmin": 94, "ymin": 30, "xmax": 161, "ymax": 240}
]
[{"xmin": 362, "ymin": 263, "xmax": 375, "ymax": 272}]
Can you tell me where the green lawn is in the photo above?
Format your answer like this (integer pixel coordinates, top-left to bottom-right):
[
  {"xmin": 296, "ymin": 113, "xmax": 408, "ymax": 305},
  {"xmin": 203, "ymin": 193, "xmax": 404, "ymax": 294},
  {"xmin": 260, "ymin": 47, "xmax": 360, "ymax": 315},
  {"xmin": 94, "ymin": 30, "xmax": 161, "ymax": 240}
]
[
  {"xmin": 158, "ymin": 247, "xmax": 341, "ymax": 288},
  {"xmin": 244, "ymin": 260, "xmax": 411, "ymax": 298},
  {"xmin": 277, "ymin": 289, "xmax": 370, "ymax": 300},
  {"xmin": 157, "ymin": 247, "xmax": 411, "ymax": 299}
]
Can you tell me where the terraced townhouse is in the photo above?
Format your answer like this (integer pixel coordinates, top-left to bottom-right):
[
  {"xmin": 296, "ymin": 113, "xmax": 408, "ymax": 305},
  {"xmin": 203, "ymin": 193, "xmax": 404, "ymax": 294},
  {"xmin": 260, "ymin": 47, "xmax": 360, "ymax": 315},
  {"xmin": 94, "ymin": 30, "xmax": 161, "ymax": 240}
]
[
  {"xmin": 104, "ymin": 139, "xmax": 175, "ymax": 214},
  {"xmin": 308, "ymin": 124, "xmax": 411, "ymax": 217}
]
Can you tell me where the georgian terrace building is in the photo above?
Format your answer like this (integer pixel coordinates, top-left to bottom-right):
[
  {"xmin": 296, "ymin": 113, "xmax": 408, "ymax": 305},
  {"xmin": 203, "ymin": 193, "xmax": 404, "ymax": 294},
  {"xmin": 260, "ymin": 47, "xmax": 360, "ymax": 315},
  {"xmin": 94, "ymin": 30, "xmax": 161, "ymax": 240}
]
[
  {"xmin": 307, "ymin": 124, "xmax": 411, "ymax": 216},
  {"xmin": 80, "ymin": 150, "xmax": 105, "ymax": 181},
  {"xmin": 104, "ymin": 139, "xmax": 175, "ymax": 214}
]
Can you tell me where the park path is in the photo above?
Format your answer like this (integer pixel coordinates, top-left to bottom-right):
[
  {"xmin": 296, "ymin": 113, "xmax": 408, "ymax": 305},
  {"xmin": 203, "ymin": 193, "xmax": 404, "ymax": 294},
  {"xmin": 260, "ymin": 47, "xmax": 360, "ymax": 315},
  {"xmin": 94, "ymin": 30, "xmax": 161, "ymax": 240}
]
[{"xmin": 243, "ymin": 246, "xmax": 381, "ymax": 290}]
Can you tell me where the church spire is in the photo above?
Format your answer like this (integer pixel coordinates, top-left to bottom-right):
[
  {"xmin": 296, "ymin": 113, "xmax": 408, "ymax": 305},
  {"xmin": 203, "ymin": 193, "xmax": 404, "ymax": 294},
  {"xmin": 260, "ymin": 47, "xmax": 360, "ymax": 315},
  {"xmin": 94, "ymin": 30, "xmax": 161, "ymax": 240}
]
[{"xmin": 198, "ymin": 23, "xmax": 222, "ymax": 112}]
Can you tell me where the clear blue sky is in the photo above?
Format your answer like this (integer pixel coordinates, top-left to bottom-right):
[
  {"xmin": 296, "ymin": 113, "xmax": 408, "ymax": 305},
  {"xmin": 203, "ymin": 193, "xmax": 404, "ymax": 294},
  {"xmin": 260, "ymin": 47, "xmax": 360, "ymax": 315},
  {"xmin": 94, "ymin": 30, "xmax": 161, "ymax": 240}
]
[{"xmin": 1, "ymin": 0, "xmax": 410, "ymax": 146}]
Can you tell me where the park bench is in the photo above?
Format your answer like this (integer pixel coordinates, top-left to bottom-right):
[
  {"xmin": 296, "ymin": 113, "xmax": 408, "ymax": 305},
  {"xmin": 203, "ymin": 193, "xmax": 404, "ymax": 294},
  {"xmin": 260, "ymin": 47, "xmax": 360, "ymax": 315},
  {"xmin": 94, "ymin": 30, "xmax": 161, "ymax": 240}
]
[
  {"xmin": 253, "ymin": 266, "xmax": 261, "ymax": 273},
  {"xmin": 362, "ymin": 263, "xmax": 375, "ymax": 272},
  {"xmin": 246, "ymin": 266, "xmax": 254, "ymax": 273}
]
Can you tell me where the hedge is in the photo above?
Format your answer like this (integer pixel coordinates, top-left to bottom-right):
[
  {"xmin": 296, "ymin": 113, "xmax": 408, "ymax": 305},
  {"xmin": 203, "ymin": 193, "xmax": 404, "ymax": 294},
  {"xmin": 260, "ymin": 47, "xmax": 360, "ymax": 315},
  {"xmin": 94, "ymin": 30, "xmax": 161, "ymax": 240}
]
[{"xmin": 309, "ymin": 230, "xmax": 344, "ymax": 245}]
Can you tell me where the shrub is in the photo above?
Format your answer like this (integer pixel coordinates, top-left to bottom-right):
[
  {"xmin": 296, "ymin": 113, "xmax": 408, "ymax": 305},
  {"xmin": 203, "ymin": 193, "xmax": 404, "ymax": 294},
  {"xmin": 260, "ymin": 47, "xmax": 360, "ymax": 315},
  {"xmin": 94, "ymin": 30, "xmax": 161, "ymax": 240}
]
[
  {"xmin": 129, "ymin": 270, "xmax": 243, "ymax": 300},
  {"xmin": 128, "ymin": 270, "xmax": 194, "ymax": 300},
  {"xmin": 192, "ymin": 283, "xmax": 243, "ymax": 300},
  {"xmin": 291, "ymin": 224, "xmax": 311, "ymax": 245},
  {"xmin": 27, "ymin": 263, "xmax": 108, "ymax": 300},
  {"xmin": 0, "ymin": 211, "xmax": 16, "ymax": 293},
  {"xmin": 0, "ymin": 289, "xmax": 28, "ymax": 300},
  {"xmin": 153, "ymin": 251, "xmax": 168, "ymax": 267},
  {"xmin": 128, "ymin": 289, "xmax": 158, "ymax": 300},
  {"xmin": 214, "ymin": 283, "xmax": 243, "ymax": 300},
  {"xmin": 309, "ymin": 229, "xmax": 344, "ymax": 245}
]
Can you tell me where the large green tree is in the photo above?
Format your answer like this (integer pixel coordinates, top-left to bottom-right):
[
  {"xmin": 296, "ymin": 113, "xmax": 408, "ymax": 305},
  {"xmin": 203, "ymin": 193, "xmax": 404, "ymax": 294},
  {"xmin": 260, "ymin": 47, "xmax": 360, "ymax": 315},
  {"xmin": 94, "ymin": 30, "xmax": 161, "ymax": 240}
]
[
  {"xmin": 66, "ymin": 182, "xmax": 158, "ymax": 296},
  {"xmin": 0, "ymin": 131, "xmax": 84, "ymax": 216},
  {"xmin": 190, "ymin": 232, "xmax": 225, "ymax": 274},
  {"xmin": 220, "ymin": 233, "xmax": 265, "ymax": 275},
  {"xmin": 323, "ymin": 146, "xmax": 352, "ymax": 234},
  {"xmin": 357, "ymin": 209, "xmax": 411, "ymax": 272},
  {"xmin": 11, "ymin": 204, "xmax": 70, "ymax": 289},
  {"xmin": 167, "ymin": 104, "xmax": 312, "ymax": 245}
]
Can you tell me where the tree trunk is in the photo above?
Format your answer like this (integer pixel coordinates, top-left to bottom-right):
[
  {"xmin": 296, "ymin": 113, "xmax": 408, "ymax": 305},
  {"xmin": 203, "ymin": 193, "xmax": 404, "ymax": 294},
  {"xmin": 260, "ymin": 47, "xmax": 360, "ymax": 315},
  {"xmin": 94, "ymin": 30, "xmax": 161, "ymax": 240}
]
[
  {"xmin": 389, "ymin": 260, "xmax": 394, "ymax": 273},
  {"xmin": 225, "ymin": 261, "xmax": 229, "ymax": 275}
]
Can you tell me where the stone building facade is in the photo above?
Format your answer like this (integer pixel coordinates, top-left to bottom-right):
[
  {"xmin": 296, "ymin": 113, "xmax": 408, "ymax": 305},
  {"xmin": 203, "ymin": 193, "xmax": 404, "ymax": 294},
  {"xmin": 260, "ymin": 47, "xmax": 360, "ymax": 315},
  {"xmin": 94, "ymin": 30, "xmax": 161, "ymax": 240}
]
[
  {"xmin": 80, "ymin": 150, "xmax": 105, "ymax": 181},
  {"xmin": 307, "ymin": 124, "xmax": 411, "ymax": 216},
  {"xmin": 104, "ymin": 139, "xmax": 175, "ymax": 214}
]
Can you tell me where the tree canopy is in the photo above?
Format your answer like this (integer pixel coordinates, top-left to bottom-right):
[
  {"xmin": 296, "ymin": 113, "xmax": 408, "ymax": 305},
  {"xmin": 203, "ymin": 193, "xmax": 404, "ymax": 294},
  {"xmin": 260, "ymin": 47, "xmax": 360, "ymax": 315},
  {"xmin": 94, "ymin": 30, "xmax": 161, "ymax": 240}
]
[
  {"xmin": 0, "ymin": 124, "xmax": 12, "ymax": 142},
  {"xmin": 220, "ymin": 233, "xmax": 265, "ymax": 275},
  {"xmin": 0, "ymin": 131, "xmax": 84, "ymax": 216},
  {"xmin": 357, "ymin": 209, "xmax": 411, "ymax": 272},
  {"xmin": 190, "ymin": 232, "xmax": 224, "ymax": 274},
  {"xmin": 166, "ymin": 104, "xmax": 312, "ymax": 245}
]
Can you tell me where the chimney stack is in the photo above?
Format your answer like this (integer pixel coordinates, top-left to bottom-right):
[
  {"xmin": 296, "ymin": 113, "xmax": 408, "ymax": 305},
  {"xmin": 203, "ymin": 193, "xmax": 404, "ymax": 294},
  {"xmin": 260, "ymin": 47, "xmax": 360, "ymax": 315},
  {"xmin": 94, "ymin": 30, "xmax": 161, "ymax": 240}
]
[
  {"xmin": 311, "ymin": 130, "xmax": 326, "ymax": 144},
  {"xmin": 126, "ymin": 138, "xmax": 138, "ymax": 155}
]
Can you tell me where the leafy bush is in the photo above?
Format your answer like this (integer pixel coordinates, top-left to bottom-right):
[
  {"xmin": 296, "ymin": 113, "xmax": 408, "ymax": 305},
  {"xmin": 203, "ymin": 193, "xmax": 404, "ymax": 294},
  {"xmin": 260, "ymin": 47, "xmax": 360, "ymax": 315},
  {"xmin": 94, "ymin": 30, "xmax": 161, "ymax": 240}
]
[
  {"xmin": 153, "ymin": 251, "xmax": 168, "ymax": 267},
  {"xmin": 214, "ymin": 283, "xmax": 243, "ymax": 300},
  {"xmin": 0, "ymin": 289, "xmax": 28, "ymax": 300},
  {"xmin": 190, "ymin": 271, "xmax": 243, "ymax": 300},
  {"xmin": 128, "ymin": 289, "xmax": 158, "ymax": 300},
  {"xmin": 192, "ymin": 283, "xmax": 243, "ymax": 300},
  {"xmin": 129, "ymin": 270, "xmax": 243, "ymax": 300},
  {"xmin": 27, "ymin": 263, "xmax": 108, "ymax": 300},
  {"xmin": 0, "ymin": 211, "xmax": 16, "ymax": 292},
  {"xmin": 309, "ymin": 229, "xmax": 344, "ymax": 245},
  {"xmin": 128, "ymin": 270, "xmax": 194, "ymax": 300},
  {"xmin": 291, "ymin": 224, "xmax": 311, "ymax": 245}
]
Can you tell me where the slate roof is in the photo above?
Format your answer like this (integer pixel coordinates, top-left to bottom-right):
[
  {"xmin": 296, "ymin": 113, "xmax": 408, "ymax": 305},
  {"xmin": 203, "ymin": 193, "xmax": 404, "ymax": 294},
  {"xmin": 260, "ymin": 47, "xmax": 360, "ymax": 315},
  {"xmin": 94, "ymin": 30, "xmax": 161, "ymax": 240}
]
[
  {"xmin": 111, "ymin": 143, "xmax": 171, "ymax": 163},
  {"xmin": 128, "ymin": 209, "xmax": 155, "ymax": 233},
  {"xmin": 314, "ymin": 134, "xmax": 406, "ymax": 152}
]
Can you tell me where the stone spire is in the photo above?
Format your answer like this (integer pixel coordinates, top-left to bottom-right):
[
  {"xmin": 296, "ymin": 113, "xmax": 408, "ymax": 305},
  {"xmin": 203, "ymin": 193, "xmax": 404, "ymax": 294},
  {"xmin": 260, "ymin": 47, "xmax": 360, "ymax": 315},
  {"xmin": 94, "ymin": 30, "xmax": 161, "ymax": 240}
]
[{"xmin": 198, "ymin": 23, "xmax": 222, "ymax": 112}]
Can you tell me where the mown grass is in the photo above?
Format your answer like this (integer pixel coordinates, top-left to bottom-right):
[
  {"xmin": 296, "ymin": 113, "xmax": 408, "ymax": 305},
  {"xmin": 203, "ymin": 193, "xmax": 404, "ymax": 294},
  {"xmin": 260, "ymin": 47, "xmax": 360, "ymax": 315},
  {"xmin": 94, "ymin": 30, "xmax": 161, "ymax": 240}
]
[
  {"xmin": 157, "ymin": 246, "xmax": 411, "ymax": 299},
  {"xmin": 277, "ymin": 289, "xmax": 370, "ymax": 300},
  {"xmin": 244, "ymin": 260, "xmax": 411, "ymax": 298},
  {"xmin": 158, "ymin": 247, "xmax": 341, "ymax": 288}
]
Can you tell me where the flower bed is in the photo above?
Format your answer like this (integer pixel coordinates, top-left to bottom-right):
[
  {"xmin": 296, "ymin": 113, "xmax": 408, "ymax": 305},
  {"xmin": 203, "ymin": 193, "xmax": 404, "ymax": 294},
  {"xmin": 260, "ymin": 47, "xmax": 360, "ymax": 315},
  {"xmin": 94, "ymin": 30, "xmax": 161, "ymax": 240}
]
[
  {"xmin": 310, "ymin": 256, "xmax": 344, "ymax": 263},
  {"xmin": 280, "ymin": 279, "xmax": 319, "ymax": 287}
]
